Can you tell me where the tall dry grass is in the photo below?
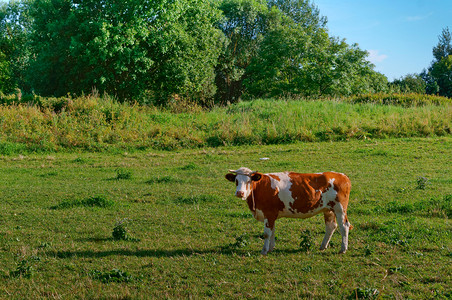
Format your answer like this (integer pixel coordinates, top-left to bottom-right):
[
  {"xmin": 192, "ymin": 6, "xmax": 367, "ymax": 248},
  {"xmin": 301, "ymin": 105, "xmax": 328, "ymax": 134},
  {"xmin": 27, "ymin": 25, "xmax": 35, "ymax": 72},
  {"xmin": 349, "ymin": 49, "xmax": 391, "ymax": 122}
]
[{"xmin": 0, "ymin": 94, "xmax": 450, "ymax": 154}]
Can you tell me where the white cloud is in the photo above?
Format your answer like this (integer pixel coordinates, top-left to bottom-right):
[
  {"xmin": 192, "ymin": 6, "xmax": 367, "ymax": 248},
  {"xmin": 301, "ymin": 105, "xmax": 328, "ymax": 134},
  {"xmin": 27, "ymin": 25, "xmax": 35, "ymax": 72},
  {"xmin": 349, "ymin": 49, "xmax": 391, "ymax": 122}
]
[
  {"xmin": 405, "ymin": 12, "xmax": 433, "ymax": 22},
  {"xmin": 367, "ymin": 50, "xmax": 388, "ymax": 63}
]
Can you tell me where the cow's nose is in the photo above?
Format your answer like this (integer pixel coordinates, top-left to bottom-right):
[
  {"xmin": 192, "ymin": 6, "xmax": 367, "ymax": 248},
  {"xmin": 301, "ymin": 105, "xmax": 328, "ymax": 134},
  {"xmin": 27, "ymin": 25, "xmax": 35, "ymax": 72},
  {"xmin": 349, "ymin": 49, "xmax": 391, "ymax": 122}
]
[{"xmin": 236, "ymin": 191, "xmax": 245, "ymax": 198}]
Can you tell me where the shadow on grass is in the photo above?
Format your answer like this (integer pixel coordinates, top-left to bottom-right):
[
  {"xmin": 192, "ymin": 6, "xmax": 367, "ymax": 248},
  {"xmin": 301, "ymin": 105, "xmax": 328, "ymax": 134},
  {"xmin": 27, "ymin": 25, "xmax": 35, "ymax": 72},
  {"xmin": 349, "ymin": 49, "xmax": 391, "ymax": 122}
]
[{"xmin": 46, "ymin": 245, "xmax": 313, "ymax": 259}]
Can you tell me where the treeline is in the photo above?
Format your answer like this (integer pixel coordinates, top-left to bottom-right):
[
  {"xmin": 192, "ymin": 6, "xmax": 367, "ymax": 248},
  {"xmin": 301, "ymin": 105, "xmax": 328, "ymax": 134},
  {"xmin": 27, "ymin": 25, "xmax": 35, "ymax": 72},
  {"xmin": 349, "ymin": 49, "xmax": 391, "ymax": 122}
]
[{"xmin": 0, "ymin": 0, "xmax": 451, "ymax": 105}]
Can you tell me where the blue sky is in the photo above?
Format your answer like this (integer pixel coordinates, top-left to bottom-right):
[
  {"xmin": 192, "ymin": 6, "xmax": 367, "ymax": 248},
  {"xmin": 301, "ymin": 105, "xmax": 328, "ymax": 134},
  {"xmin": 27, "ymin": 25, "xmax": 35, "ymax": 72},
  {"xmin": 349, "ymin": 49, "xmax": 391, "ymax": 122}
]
[{"xmin": 314, "ymin": 0, "xmax": 452, "ymax": 80}]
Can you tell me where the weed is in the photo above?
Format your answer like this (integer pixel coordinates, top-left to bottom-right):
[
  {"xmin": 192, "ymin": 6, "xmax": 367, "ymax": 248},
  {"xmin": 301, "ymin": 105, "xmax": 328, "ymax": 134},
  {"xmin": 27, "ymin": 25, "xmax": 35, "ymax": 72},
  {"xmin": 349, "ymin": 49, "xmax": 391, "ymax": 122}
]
[
  {"xmin": 373, "ymin": 219, "xmax": 413, "ymax": 246},
  {"xmin": 51, "ymin": 195, "xmax": 114, "ymax": 209},
  {"xmin": 363, "ymin": 245, "xmax": 374, "ymax": 256},
  {"xmin": 174, "ymin": 194, "xmax": 220, "ymax": 205},
  {"xmin": 38, "ymin": 242, "xmax": 52, "ymax": 249},
  {"xmin": 301, "ymin": 265, "xmax": 312, "ymax": 272},
  {"xmin": 145, "ymin": 175, "xmax": 183, "ymax": 184},
  {"xmin": 388, "ymin": 266, "xmax": 402, "ymax": 275},
  {"xmin": 299, "ymin": 229, "xmax": 313, "ymax": 252},
  {"xmin": 385, "ymin": 201, "xmax": 415, "ymax": 214},
  {"xmin": 112, "ymin": 221, "xmax": 129, "ymax": 241},
  {"xmin": 72, "ymin": 157, "xmax": 86, "ymax": 163},
  {"xmin": 112, "ymin": 219, "xmax": 139, "ymax": 242},
  {"xmin": 112, "ymin": 220, "xmax": 129, "ymax": 241},
  {"xmin": 349, "ymin": 287, "xmax": 379, "ymax": 299},
  {"xmin": 181, "ymin": 162, "xmax": 198, "ymax": 170},
  {"xmin": 416, "ymin": 176, "xmax": 430, "ymax": 189},
  {"xmin": 10, "ymin": 257, "xmax": 40, "ymax": 278},
  {"xmin": 382, "ymin": 195, "xmax": 451, "ymax": 218},
  {"xmin": 228, "ymin": 235, "xmax": 249, "ymax": 249},
  {"xmin": 115, "ymin": 168, "xmax": 133, "ymax": 180},
  {"xmin": 89, "ymin": 269, "xmax": 136, "ymax": 283}
]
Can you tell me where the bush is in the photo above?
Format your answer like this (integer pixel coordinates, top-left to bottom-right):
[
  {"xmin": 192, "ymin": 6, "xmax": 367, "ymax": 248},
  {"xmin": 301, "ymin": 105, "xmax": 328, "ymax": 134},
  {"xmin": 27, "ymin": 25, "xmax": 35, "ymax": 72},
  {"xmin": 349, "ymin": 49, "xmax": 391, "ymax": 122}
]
[
  {"xmin": 347, "ymin": 92, "xmax": 451, "ymax": 107},
  {"xmin": 299, "ymin": 229, "xmax": 313, "ymax": 252}
]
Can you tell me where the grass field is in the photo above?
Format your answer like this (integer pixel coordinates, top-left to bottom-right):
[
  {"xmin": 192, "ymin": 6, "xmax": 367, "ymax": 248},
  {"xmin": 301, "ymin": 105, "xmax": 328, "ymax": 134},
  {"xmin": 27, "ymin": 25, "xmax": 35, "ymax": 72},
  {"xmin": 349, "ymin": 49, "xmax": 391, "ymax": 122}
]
[
  {"xmin": 0, "ymin": 137, "xmax": 450, "ymax": 299},
  {"xmin": 0, "ymin": 96, "xmax": 451, "ymax": 153}
]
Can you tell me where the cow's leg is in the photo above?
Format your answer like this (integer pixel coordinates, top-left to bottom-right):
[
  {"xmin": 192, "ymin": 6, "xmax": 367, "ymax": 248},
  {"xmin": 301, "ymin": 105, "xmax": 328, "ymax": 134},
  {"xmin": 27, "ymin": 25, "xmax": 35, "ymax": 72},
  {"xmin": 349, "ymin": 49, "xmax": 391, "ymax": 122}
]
[
  {"xmin": 269, "ymin": 227, "xmax": 276, "ymax": 252},
  {"xmin": 262, "ymin": 218, "xmax": 275, "ymax": 255},
  {"xmin": 334, "ymin": 204, "xmax": 350, "ymax": 254},
  {"xmin": 320, "ymin": 210, "xmax": 337, "ymax": 250}
]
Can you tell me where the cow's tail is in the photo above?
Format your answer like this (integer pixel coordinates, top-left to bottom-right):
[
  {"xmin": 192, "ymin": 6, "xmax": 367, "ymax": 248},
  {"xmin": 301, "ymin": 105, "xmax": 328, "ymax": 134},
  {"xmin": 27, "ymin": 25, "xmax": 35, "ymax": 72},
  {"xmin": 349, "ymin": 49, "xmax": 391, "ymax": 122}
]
[{"xmin": 345, "ymin": 215, "xmax": 353, "ymax": 231}]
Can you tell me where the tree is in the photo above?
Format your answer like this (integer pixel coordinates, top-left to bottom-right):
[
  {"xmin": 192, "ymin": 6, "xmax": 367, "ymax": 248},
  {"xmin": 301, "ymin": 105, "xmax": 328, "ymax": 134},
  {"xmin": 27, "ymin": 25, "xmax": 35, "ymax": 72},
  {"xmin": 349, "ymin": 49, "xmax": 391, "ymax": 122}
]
[
  {"xmin": 0, "ymin": 50, "xmax": 12, "ymax": 93},
  {"xmin": 244, "ymin": 5, "xmax": 387, "ymax": 98},
  {"xmin": 215, "ymin": 0, "xmax": 269, "ymax": 103},
  {"xmin": 390, "ymin": 74, "xmax": 426, "ymax": 94},
  {"xmin": 430, "ymin": 55, "xmax": 452, "ymax": 97},
  {"xmin": 27, "ymin": 0, "xmax": 222, "ymax": 103},
  {"xmin": 433, "ymin": 27, "xmax": 452, "ymax": 62},
  {"xmin": 0, "ymin": 0, "xmax": 33, "ymax": 93},
  {"xmin": 425, "ymin": 27, "xmax": 452, "ymax": 97}
]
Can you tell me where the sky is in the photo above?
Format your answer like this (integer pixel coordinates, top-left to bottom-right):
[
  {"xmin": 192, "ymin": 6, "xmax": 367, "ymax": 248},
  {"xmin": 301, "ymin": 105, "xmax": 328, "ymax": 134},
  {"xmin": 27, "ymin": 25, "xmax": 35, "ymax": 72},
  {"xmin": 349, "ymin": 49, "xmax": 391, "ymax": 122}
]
[{"xmin": 314, "ymin": 0, "xmax": 452, "ymax": 81}]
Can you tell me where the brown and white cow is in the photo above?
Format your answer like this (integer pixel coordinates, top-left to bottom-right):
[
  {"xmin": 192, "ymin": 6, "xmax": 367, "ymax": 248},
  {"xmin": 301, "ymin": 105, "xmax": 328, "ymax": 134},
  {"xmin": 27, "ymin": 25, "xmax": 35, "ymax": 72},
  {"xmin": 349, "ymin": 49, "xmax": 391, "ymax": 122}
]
[{"xmin": 225, "ymin": 167, "xmax": 352, "ymax": 254}]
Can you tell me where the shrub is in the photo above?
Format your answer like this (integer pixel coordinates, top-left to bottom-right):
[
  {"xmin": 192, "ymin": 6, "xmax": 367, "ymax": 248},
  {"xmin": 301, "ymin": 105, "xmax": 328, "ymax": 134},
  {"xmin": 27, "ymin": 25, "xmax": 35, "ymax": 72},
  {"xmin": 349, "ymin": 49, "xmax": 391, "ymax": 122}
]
[
  {"xmin": 9, "ymin": 257, "xmax": 40, "ymax": 278},
  {"xmin": 112, "ymin": 219, "xmax": 140, "ymax": 242},
  {"xmin": 299, "ymin": 229, "xmax": 313, "ymax": 252},
  {"xmin": 112, "ymin": 220, "xmax": 130, "ymax": 241},
  {"xmin": 10, "ymin": 260, "xmax": 33, "ymax": 278},
  {"xmin": 347, "ymin": 92, "xmax": 451, "ymax": 107}
]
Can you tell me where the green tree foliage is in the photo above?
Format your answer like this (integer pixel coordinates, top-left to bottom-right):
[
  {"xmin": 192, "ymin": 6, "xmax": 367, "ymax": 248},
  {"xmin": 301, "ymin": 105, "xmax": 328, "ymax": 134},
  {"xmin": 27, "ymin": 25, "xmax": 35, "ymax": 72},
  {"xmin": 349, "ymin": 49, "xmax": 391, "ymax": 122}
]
[
  {"xmin": 3, "ymin": 0, "xmax": 389, "ymax": 104},
  {"xmin": 217, "ymin": 0, "xmax": 387, "ymax": 102},
  {"xmin": 390, "ymin": 74, "xmax": 427, "ymax": 94},
  {"xmin": 0, "ymin": 49, "xmax": 13, "ymax": 93},
  {"xmin": 424, "ymin": 27, "xmax": 452, "ymax": 97},
  {"xmin": 215, "ymin": 0, "xmax": 269, "ymax": 103},
  {"xmin": 27, "ymin": 0, "xmax": 222, "ymax": 103},
  {"xmin": 244, "ymin": 1, "xmax": 387, "ymax": 98},
  {"xmin": 0, "ymin": 0, "xmax": 33, "ymax": 93}
]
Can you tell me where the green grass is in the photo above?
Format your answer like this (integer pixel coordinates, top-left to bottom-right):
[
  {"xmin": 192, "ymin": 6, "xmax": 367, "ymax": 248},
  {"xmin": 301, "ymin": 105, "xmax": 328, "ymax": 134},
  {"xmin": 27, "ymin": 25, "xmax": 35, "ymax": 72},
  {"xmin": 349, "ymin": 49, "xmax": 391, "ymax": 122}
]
[
  {"xmin": 0, "ymin": 95, "xmax": 450, "ymax": 153},
  {"xmin": 0, "ymin": 137, "xmax": 450, "ymax": 299}
]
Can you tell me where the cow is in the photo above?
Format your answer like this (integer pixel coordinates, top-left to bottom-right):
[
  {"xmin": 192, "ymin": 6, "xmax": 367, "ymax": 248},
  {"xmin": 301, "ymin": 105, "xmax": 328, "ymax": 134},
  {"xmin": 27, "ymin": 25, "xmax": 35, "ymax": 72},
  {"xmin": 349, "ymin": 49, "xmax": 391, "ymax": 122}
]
[{"xmin": 225, "ymin": 167, "xmax": 352, "ymax": 255}]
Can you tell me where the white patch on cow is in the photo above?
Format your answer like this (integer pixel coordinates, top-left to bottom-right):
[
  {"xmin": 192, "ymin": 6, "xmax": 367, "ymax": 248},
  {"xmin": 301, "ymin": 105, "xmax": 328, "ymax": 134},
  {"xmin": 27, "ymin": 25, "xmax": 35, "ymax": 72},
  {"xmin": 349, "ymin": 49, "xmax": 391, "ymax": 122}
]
[
  {"xmin": 262, "ymin": 219, "xmax": 273, "ymax": 255},
  {"xmin": 333, "ymin": 202, "xmax": 350, "ymax": 253},
  {"xmin": 321, "ymin": 178, "xmax": 338, "ymax": 204},
  {"xmin": 267, "ymin": 172, "xmax": 294, "ymax": 206}
]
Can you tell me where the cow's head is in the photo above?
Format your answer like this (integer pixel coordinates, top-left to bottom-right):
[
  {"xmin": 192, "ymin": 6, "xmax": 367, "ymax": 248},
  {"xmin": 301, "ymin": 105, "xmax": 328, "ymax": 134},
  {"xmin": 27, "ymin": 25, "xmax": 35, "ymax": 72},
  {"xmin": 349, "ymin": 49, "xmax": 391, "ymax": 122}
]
[{"xmin": 225, "ymin": 167, "xmax": 262, "ymax": 200}]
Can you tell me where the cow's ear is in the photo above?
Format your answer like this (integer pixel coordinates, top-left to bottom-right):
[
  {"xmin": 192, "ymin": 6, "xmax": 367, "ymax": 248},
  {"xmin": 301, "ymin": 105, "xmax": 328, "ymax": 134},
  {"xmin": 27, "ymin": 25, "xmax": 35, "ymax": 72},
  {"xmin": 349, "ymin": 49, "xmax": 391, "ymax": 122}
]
[
  {"xmin": 251, "ymin": 172, "xmax": 262, "ymax": 181},
  {"xmin": 225, "ymin": 173, "xmax": 236, "ymax": 182}
]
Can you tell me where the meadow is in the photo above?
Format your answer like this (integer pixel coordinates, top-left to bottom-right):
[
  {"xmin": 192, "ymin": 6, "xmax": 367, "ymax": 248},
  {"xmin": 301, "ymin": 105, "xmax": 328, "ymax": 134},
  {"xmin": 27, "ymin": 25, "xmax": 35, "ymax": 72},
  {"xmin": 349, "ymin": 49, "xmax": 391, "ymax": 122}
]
[
  {"xmin": 0, "ymin": 136, "xmax": 451, "ymax": 299},
  {"xmin": 0, "ymin": 93, "xmax": 451, "ymax": 154}
]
